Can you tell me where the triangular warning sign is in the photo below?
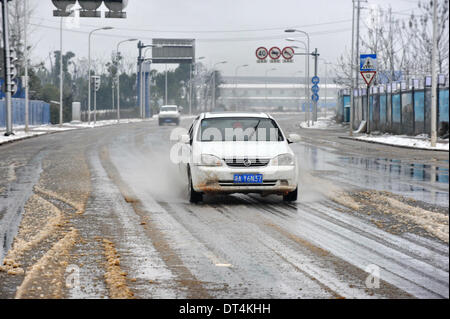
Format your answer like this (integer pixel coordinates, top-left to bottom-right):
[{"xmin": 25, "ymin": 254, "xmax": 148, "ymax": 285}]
[{"xmin": 360, "ymin": 71, "xmax": 376, "ymax": 86}]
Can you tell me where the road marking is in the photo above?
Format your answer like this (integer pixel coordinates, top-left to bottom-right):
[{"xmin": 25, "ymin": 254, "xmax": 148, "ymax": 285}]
[
  {"xmin": 203, "ymin": 252, "xmax": 233, "ymax": 268},
  {"xmin": 215, "ymin": 263, "xmax": 233, "ymax": 268}
]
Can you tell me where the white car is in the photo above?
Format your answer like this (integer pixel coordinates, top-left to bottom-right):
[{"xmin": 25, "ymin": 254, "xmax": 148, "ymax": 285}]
[
  {"xmin": 178, "ymin": 112, "xmax": 300, "ymax": 203},
  {"xmin": 159, "ymin": 105, "xmax": 180, "ymax": 126}
]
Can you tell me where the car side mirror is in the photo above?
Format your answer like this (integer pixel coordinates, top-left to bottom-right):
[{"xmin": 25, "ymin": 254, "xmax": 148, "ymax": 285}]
[
  {"xmin": 287, "ymin": 134, "xmax": 301, "ymax": 144},
  {"xmin": 179, "ymin": 134, "xmax": 190, "ymax": 144}
]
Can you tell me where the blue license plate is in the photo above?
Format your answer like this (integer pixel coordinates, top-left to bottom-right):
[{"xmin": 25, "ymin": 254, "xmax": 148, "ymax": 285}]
[{"xmin": 233, "ymin": 174, "xmax": 263, "ymax": 184}]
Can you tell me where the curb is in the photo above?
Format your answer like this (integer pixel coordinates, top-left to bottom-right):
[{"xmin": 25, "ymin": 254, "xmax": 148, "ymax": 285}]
[
  {"xmin": 339, "ymin": 136, "xmax": 449, "ymax": 152},
  {"xmin": 0, "ymin": 131, "xmax": 59, "ymax": 147}
]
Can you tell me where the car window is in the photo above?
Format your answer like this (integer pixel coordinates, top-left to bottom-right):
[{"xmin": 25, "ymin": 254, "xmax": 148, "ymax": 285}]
[
  {"xmin": 161, "ymin": 106, "xmax": 178, "ymax": 112},
  {"xmin": 197, "ymin": 117, "xmax": 284, "ymax": 142}
]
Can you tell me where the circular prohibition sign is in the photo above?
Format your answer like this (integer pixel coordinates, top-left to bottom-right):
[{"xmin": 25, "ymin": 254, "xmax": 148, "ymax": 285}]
[
  {"xmin": 256, "ymin": 47, "xmax": 269, "ymax": 60},
  {"xmin": 269, "ymin": 46, "xmax": 282, "ymax": 60},
  {"xmin": 282, "ymin": 47, "xmax": 295, "ymax": 60}
]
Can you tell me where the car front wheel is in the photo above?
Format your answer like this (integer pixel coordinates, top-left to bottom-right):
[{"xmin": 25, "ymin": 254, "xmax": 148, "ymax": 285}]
[
  {"xmin": 188, "ymin": 169, "xmax": 203, "ymax": 203},
  {"xmin": 283, "ymin": 188, "xmax": 298, "ymax": 202}
]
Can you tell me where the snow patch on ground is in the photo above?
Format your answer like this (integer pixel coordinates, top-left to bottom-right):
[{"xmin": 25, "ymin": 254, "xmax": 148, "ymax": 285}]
[
  {"xmin": 356, "ymin": 134, "xmax": 449, "ymax": 151},
  {"xmin": 0, "ymin": 131, "xmax": 47, "ymax": 145},
  {"xmin": 0, "ymin": 118, "xmax": 156, "ymax": 146},
  {"xmin": 299, "ymin": 116, "xmax": 338, "ymax": 129}
]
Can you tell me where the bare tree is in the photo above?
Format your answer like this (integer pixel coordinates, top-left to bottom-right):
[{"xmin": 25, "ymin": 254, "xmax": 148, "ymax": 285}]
[
  {"xmin": 407, "ymin": 0, "xmax": 449, "ymax": 75},
  {"xmin": 6, "ymin": 0, "xmax": 36, "ymax": 75}
]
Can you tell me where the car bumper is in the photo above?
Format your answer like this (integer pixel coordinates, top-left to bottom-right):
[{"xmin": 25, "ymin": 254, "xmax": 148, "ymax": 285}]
[
  {"xmin": 191, "ymin": 165, "xmax": 298, "ymax": 195},
  {"xmin": 159, "ymin": 116, "xmax": 179, "ymax": 122}
]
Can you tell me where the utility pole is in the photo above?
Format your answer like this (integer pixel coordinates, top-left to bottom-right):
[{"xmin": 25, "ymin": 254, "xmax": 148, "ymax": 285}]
[
  {"xmin": 350, "ymin": 0, "xmax": 356, "ymax": 136},
  {"xmin": 59, "ymin": 17, "xmax": 64, "ymax": 127},
  {"xmin": 1, "ymin": 0, "xmax": 13, "ymax": 136},
  {"xmin": 431, "ymin": 0, "xmax": 438, "ymax": 147},
  {"xmin": 189, "ymin": 63, "xmax": 193, "ymax": 115},
  {"xmin": 212, "ymin": 70, "xmax": 216, "ymax": 111},
  {"xmin": 355, "ymin": 0, "xmax": 361, "ymax": 105},
  {"xmin": 165, "ymin": 64, "xmax": 168, "ymax": 105},
  {"xmin": 137, "ymin": 41, "xmax": 144, "ymax": 114},
  {"xmin": 24, "ymin": 0, "xmax": 29, "ymax": 132}
]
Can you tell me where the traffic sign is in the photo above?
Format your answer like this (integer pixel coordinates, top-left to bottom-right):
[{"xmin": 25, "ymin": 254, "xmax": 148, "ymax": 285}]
[
  {"xmin": 282, "ymin": 47, "xmax": 294, "ymax": 60},
  {"xmin": 269, "ymin": 47, "xmax": 282, "ymax": 60},
  {"xmin": 311, "ymin": 84, "xmax": 320, "ymax": 94},
  {"xmin": 312, "ymin": 76, "xmax": 320, "ymax": 85},
  {"xmin": 360, "ymin": 71, "xmax": 377, "ymax": 86},
  {"xmin": 256, "ymin": 47, "xmax": 268, "ymax": 60},
  {"xmin": 312, "ymin": 93, "xmax": 319, "ymax": 102},
  {"xmin": 360, "ymin": 54, "xmax": 377, "ymax": 72}
]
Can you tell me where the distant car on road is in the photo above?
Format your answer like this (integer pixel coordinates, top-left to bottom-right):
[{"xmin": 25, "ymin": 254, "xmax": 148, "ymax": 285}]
[
  {"xmin": 178, "ymin": 112, "xmax": 300, "ymax": 203},
  {"xmin": 159, "ymin": 105, "xmax": 180, "ymax": 126}
]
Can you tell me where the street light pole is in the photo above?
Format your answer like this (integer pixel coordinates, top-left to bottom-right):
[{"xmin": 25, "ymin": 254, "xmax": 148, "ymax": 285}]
[
  {"xmin": 287, "ymin": 39, "xmax": 308, "ymax": 123},
  {"xmin": 211, "ymin": 61, "xmax": 227, "ymax": 111},
  {"xmin": 189, "ymin": 56, "xmax": 205, "ymax": 114},
  {"xmin": 431, "ymin": 0, "xmax": 438, "ymax": 147},
  {"xmin": 285, "ymin": 29, "xmax": 311, "ymax": 125},
  {"xmin": 265, "ymin": 68, "xmax": 277, "ymax": 108},
  {"xmin": 234, "ymin": 64, "xmax": 249, "ymax": 111},
  {"xmin": 292, "ymin": 70, "xmax": 303, "ymax": 112},
  {"xmin": 116, "ymin": 38, "xmax": 138, "ymax": 123},
  {"xmin": 88, "ymin": 27, "xmax": 113, "ymax": 125},
  {"xmin": 322, "ymin": 60, "xmax": 332, "ymax": 118}
]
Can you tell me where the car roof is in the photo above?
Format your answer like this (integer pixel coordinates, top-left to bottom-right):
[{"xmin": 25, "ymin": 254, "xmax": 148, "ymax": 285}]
[{"xmin": 202, "ymin": 112, "xmax": 271, "ymax": 119}]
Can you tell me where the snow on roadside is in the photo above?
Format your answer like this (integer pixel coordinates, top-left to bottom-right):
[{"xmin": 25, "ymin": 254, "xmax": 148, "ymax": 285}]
[
  {"xmin": 356, "ymin": 134, "xmax": 449, "ymax": 151},
  {"xmin": 0, "ymin": 116, "xmax": 195, "ymax": 146},
  {"xmin": 299, "ymin": 116, "xmax": 338, "ymax": 129},
  {"xmin": 0, "ymin": 131, "xmax": 47, "ymax": 145}
]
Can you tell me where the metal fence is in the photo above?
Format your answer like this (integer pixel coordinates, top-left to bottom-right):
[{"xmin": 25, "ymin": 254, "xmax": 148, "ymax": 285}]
[
  {"xmin": 337, "ymin": 84, "xmax": 449, "ymax": 137},
  {"xmin": 80, "ymin": 108, "xmax": 141, "ymax": 122},
  {"xmin": 0, "ymin": 99, "xmax": 50, "ymax": 127}
]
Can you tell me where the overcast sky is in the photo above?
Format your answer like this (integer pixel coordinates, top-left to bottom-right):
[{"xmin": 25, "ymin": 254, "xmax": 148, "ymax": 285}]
[{"xmin": 29, "ymin": 0, "xmax": 419, "ymax": 77}]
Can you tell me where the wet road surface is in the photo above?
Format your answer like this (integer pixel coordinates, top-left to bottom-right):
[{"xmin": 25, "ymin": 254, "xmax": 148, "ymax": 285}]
[{"xmin": 0, "ymin": 114, "xmax": 448, "ymax": 299}]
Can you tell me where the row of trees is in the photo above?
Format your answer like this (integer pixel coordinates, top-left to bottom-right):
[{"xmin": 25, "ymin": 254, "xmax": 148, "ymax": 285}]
[
  {"xmin": 335, "ymin": 0, "xmax": 449, "ymax": 87},
  {"xmin": 1, "ymin": 0, "xmax": 224, "ymax": 123}
]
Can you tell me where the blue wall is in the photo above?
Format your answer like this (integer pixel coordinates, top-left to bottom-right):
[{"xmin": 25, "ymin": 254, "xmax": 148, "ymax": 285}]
[
  {"xmin": 1, "ymin": 99, "xmax": 50, "ymax": 127},
  {"xmin": 338, "ymin": 85, "xmax": 449, "ymax": 137}
]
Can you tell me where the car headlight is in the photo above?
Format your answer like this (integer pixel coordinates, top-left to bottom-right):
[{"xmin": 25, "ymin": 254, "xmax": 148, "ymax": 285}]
[
  {"xmin": 271, "ymin": 154, "xmax": 295, "ymax": 166},
  {"xmin": 200, "ymin": 154, "xmax": 223, "ymax": 166}
]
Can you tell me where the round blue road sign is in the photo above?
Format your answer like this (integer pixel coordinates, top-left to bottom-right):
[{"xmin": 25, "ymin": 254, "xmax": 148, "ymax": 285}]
[
  {"xmin": 312, "ymin": 76, "xmax": 320, "ymax": 85},
  {"xmin": 312, "ymin": 93, "xmax": 319, "ymax": 102},
  {"xmin": 311, "ymin": 84, "xmax": 320, "ymax": 93}
]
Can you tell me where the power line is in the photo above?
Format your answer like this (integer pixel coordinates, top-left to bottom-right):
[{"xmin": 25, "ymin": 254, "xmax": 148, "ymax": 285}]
[{"xmin": 29, "ymin": 22, "xmax": 353, "ymax": 43}]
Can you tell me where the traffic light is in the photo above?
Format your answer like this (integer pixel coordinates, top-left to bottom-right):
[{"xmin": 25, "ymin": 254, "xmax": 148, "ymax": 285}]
[
  {"xmin": 51, "ymin": 0, "xmax": 76, "ymax": 16},
  {"xmin": 51, "ymin": 1, "xmax": 128, "ymax": 18},
  {"xmin": 9, "ymin": 49, "xmax": 18, "ymax": 95},
  {"xmin": 92, "ymin": 76, "xmax": 101, "ymax": 91},
  {"xmin": 104, "ymin": 0, "xmax": 128, "ymax": 18},
  {"xmin": 78, "ymin": 0, "xmax": 102, "ymax": 17}
]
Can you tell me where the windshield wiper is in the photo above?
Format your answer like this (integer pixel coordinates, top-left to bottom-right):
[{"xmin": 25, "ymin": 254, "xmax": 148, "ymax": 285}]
[{"xmin": 247, "ymin": 120, "xmax": 261, "ymax": 141}]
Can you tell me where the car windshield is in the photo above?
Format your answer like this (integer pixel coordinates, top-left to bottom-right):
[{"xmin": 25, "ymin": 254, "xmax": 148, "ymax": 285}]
[
  {"xmin": 161, "ymin": 106, "xmax": 177, "ymax": 112},
  {"xmin": 197, "ymin": 117, "xmax": 284, "ymax": 142}
]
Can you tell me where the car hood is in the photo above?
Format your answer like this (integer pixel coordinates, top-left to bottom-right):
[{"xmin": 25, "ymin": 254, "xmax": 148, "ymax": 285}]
[{"xmin": 194, "ymin": 141, "xmax": 292, "ymax": 159}]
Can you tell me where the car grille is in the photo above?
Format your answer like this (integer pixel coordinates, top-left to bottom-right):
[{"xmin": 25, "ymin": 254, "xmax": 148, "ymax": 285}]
[
  {"xmin": 219, "ymin": 180, "xmax": 278, "ymax": 187},
  {"xmin": 224, "ymin": 158, "xmax": 270, "ymax": 168}
]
